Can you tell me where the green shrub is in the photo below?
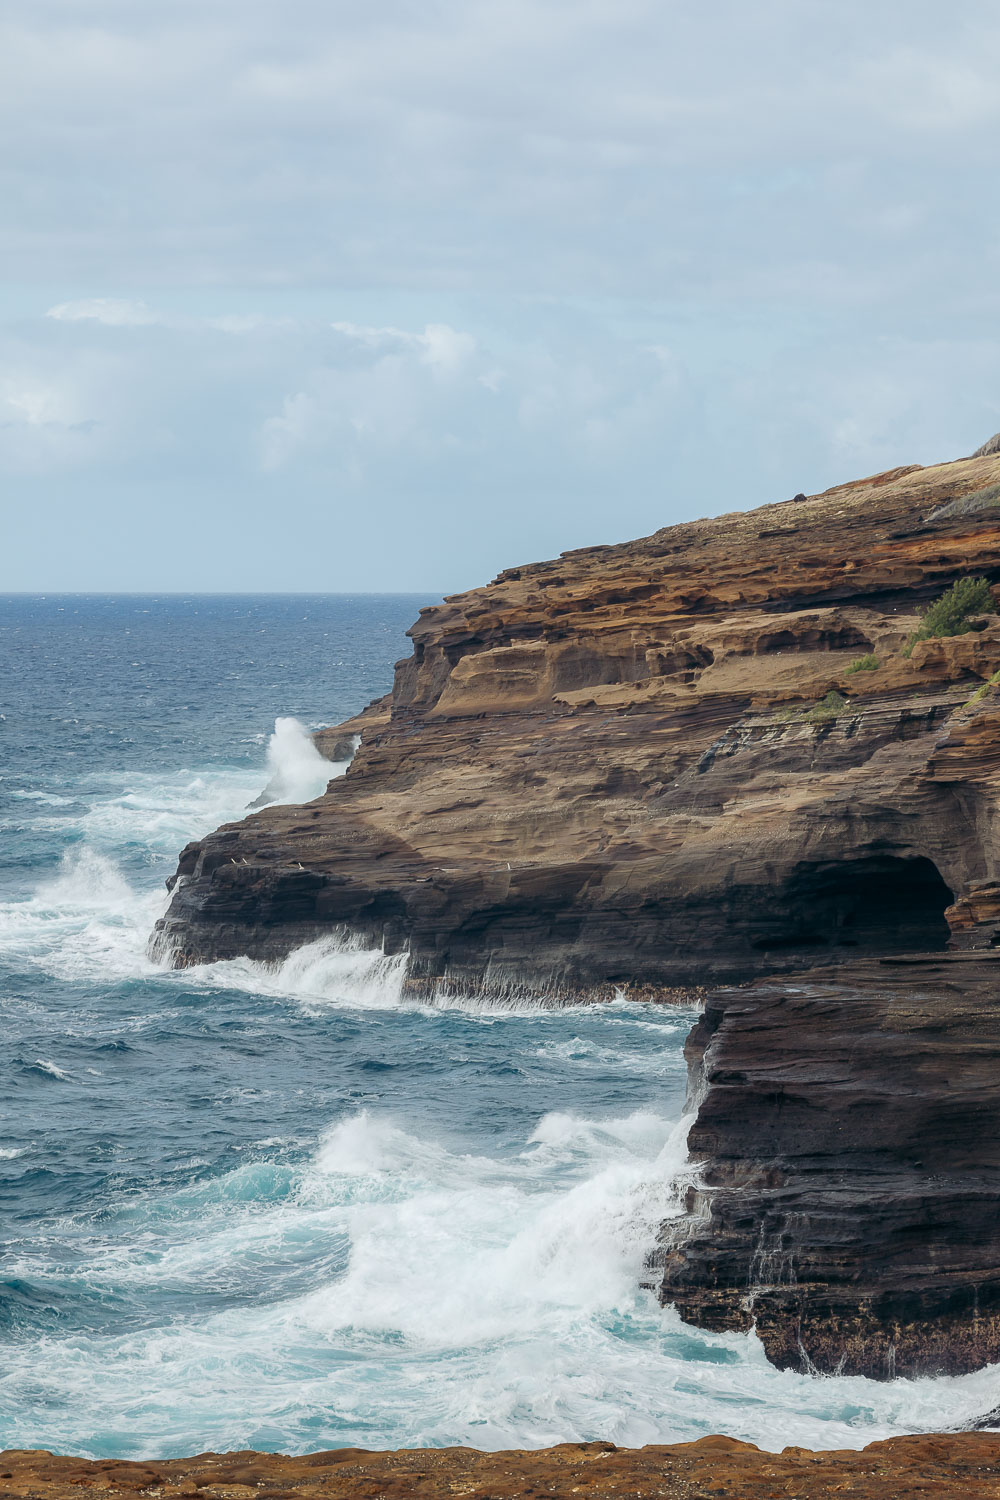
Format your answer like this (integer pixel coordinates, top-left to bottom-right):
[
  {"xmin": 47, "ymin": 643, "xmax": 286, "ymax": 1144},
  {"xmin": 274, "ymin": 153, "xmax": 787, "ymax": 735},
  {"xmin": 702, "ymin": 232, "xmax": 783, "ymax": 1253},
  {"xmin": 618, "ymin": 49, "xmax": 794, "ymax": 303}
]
[
  {"xmin": 965, "ymin": 667, "xmax": 1000, "ymax": 707},
  {"xmin": 903, "ymin": 576, "xmax": 994, "ymax": 657},
  {"xmin": 845, "ymin": 653, "xmax": 879, "ymax": 674},
  {"xmin": 804, "ymin": 689, "xmax": 849, "ymax": 722}
]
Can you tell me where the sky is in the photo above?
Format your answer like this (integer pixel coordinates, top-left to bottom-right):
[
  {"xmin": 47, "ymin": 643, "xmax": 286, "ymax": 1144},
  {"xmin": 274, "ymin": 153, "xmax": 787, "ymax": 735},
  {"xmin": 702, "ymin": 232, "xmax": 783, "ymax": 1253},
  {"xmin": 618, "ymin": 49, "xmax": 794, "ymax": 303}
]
[{"xmin": 4, "ymin": 0, "xmax": 1000, "ymax": 592}]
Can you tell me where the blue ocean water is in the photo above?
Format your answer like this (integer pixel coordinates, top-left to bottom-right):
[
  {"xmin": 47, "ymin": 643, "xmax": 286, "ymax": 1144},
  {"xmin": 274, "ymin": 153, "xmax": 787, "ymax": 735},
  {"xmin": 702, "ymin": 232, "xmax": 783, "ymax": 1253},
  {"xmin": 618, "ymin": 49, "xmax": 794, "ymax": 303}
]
[{"xmin": 1, "ymin": 594, "xmax": 996, "ymax": 1461}]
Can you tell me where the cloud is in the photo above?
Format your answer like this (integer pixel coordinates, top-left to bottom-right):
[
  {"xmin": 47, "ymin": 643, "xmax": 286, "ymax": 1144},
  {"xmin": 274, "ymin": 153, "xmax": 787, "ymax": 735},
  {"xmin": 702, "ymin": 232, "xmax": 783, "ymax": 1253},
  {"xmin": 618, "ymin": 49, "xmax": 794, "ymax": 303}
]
[
  {"xmin": 4, "ymin": 0, "xmax": 1000, "ymax": 302},
  {"xmin": 5, "ymin": 2, "xmax": 1000, "ymax": 588},
  {"xmin": 46, "ymin": 298, "xmax": 158, "ymax": 326},
  {"xmin": 331, "ymin": 320, "xmax": 476, "ymax": 377}
]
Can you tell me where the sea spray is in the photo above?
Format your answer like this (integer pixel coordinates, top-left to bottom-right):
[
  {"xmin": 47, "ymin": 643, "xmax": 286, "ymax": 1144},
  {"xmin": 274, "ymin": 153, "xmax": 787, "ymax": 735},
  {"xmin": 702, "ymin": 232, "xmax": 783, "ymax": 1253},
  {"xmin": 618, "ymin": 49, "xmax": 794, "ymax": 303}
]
[
  {"xmin": 6, "ymin": 1082, "xmax": 1000, "ymax": 1459},
  {"xmin": 248, "ymin": 717, "xmax": 348, "ymax": 808},
  {"xmin": 196, "ymin": 933, "xmax": 410, "ymax": 1011}
]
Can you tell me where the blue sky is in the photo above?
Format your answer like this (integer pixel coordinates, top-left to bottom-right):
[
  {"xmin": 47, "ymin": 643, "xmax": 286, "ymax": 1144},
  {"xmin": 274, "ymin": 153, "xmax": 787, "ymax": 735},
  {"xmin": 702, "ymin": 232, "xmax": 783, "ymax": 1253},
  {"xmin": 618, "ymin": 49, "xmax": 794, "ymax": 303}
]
[{"xmin": 4, "ymin": 0, "xmax": 1000, "ymax": 591}]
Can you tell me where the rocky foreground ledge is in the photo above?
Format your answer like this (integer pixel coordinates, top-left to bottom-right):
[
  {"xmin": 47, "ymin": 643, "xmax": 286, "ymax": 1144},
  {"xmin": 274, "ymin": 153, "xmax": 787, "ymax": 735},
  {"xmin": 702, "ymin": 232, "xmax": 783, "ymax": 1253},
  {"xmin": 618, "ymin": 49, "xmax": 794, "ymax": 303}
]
[{"xmin": 6, "ymin": 1436, "xmax": 1000, "ymax": 1499}]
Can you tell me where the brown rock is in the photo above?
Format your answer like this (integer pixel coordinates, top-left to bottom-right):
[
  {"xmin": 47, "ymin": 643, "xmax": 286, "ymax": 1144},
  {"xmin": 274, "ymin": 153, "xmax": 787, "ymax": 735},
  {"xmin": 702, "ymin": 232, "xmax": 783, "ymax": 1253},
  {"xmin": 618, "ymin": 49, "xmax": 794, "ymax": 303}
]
[
  {"xmin": 153, "ymin": 453, "xmax": 1000, "ymax": 998},
  {"xmin": 148, "ymin": 450, "xmax": 1000, "ymax": 1379}
]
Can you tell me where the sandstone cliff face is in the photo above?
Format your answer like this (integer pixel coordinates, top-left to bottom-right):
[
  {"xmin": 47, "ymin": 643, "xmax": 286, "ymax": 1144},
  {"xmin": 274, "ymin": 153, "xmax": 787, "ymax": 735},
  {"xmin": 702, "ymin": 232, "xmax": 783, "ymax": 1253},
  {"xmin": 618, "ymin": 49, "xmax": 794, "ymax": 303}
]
[{"xmin": 154, "ymin": 453, "xmax": 1000, "ymax": 994}]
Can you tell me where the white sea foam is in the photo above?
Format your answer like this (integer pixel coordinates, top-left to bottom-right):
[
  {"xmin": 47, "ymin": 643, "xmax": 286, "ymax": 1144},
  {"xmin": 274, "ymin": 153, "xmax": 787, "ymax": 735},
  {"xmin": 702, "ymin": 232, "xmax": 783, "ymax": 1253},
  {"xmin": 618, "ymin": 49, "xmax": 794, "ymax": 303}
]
[
  {"xmin": 9, "ymin": 789, "xmax": 77, "ymax": 806},
  {"xmin": 4, "ymin": 1102, "xmax": 1000, "ymax": 1459},
  {"xmin": 196, "ymin": 934, "xmax": 410, "ymax": 1013},
  {"xmin": 0, "ymin": 760, "xmax": 268, "ymax": 984},
  {"xmin": 0, "ymin": 1145, "xmax": 25, "ymax": 1159},
  {"xmin": 193, "ymin": 933, "xmax": 629, "ymax": 1017},
  {"xmin": 254, "ymin": 716, "xmax": 346, "ymax": 807},
  {"xmin": 31, "ymin": 1058, "xmax": 72, "ymax": 1081},
  {"xmin": 533, "ymin": 1035, "xmax": 686, "ymax": 1075}
]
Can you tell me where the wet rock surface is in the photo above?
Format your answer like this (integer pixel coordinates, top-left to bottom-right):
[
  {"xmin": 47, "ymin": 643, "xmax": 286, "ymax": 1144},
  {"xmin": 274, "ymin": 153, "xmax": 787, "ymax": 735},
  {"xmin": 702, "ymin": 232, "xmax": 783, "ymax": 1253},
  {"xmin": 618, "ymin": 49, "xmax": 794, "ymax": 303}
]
[
  {"xmin": 6, "ymin": 1436, "xmax": 1000, "ymax": 1499},
  {"xmin": 656, "ymin": 955, "xmax": 1000, "ymax": 1377}
]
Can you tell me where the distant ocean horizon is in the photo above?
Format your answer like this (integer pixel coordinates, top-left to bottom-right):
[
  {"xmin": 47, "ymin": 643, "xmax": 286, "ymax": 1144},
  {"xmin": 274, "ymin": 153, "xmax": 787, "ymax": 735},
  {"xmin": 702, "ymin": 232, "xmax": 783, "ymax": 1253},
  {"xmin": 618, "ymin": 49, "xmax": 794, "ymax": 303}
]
[{"xmin": 1, "ymin": 593, "xmax": 992, "ymax": 1460}]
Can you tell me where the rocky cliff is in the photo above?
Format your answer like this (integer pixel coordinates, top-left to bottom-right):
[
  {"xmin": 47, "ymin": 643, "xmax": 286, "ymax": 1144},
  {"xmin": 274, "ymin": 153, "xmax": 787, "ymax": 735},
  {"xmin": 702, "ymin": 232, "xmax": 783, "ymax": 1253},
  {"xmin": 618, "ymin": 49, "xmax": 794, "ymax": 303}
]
[
  {"xmin": 154, "ymin": 451, "xmax": 1000, "ymax": 992},
  {"xmin": 153, "ymin": 448, "xmax": 1000, "ymax": 1379}
]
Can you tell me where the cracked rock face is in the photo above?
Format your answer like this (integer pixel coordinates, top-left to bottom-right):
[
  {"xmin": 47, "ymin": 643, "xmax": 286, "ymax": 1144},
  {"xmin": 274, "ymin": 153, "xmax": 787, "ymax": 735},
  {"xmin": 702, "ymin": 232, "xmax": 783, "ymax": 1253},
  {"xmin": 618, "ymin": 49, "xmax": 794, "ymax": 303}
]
[{"xmin": 154, "ymin": 452, "xmax": 1000, "ymax": 996}]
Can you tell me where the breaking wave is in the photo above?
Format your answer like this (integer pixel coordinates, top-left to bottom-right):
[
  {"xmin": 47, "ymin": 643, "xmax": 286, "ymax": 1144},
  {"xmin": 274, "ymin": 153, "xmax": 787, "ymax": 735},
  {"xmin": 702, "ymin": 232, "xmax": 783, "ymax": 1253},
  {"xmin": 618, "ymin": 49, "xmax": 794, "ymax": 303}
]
[
  {"xmin": 200, "ymin": 935, "xmax": 410, "ymax": 1013},
  {"xmin": 250, "ymin": 716, "xmax": 349, "ymax": 808}
]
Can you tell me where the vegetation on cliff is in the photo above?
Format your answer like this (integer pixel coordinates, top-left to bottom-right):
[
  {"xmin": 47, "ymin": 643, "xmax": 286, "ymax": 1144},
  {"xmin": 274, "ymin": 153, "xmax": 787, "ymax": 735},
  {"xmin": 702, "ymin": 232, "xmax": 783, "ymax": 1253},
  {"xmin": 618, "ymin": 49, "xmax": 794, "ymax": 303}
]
[{"xmin": 902, "ymin": 575, "xmax": 993, "ymax": 656}]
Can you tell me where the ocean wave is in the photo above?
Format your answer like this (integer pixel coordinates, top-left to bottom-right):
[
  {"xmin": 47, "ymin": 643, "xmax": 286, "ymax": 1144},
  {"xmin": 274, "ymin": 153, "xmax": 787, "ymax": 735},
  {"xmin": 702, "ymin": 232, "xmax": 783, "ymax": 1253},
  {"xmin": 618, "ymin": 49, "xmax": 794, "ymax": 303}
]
[
  {"xmin": 26, "ymin": 1058, "xmax": 73, "ymax": 1082},
  {"xmin": 3, "ymin": 1099, "xmax": 1000, "ymax": 1458},
  {"xmin": 189, "ymin": 934, "xmax": 631, "ymax": 1018},
  {"xmin": 250, "ymin": 716, "xmax": 348, "ymax": 807},
  {"xmin": 190, "ymin": 935, "xmax": 410, "ymax": 1013}
]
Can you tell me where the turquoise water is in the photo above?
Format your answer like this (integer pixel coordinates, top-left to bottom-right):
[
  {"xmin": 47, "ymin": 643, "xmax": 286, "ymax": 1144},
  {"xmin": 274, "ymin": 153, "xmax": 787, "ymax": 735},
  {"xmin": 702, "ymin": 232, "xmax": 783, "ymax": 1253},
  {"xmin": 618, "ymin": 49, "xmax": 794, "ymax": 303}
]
[{"xmin": 1, "ymin": 594, "xmax": 997, "ymax": 1459}]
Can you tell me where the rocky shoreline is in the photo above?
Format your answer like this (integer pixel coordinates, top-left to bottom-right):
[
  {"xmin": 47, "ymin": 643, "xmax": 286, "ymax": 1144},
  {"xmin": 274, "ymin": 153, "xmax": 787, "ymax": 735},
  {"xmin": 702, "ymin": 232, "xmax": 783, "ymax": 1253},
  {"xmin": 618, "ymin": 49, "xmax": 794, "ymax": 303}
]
[
  {"xmin": 151, "ymin": 449, "xmax": 1000, "ymax": 1380},
  {"xmin": 7, "ymin": 1435, "xmax": 1000, "ymax": 1499}
]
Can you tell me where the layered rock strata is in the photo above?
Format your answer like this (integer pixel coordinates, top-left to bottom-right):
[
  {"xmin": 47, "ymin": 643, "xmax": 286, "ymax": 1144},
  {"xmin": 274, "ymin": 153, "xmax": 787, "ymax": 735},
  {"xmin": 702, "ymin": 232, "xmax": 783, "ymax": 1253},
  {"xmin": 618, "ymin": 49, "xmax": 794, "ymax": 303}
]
[
  {"xmin": 154, "ymin": 452, "xmax": 1000, "ymax": 994},
  {"xmin": 654, "ymin": 954, "xmax": 1000, "ymax": 1377}
]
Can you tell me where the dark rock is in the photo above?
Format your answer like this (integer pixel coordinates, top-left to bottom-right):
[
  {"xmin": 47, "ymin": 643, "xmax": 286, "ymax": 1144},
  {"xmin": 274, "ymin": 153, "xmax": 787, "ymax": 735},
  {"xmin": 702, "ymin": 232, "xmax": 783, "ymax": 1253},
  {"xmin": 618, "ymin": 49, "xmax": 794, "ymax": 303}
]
[{"xmin": 656, "ymin": 955, "xmax": 1000, "ymax": 1377}]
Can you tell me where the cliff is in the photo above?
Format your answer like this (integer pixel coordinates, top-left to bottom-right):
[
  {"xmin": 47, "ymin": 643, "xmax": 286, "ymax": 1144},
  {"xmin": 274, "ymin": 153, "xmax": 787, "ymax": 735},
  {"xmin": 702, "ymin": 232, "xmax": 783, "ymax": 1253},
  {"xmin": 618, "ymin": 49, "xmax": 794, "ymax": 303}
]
[
  {"xmin": 153, "ymin": 452, "xmax": 1000, "ymax": 992},
  {"xmin": 152, "ymin": 449, "xmax": 1000, "ymax": 1379}
]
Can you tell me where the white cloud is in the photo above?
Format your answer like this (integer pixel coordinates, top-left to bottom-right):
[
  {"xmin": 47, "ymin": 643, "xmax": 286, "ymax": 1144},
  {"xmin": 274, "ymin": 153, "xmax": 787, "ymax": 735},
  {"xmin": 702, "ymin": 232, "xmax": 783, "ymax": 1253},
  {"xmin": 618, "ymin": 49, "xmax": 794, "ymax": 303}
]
[
  {"xmin": 259, "ymin": 391, "xmax": 317, "ymax": 471},
  {"xmin": 5, "ymin": 1, "xmax": 1000, "ymax": 300},
  {"xmin": 7, "ymin": 1, "xmax": 1000, "ymax": 587},
  {"xmin": 46, "ymin": 298, "xmax": 158, "ymax": 326},
  {"xmin": 419, "ymin": 324, "xmax": 476, "ymax": 377}
]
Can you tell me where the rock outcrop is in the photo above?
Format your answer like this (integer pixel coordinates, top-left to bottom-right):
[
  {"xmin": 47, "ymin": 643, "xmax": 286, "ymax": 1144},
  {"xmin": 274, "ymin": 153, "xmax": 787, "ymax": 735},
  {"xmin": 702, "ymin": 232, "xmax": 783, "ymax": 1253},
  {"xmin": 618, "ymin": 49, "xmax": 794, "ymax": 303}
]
[{"xmin": 153, "ymin": 452, "xmax": 1000, "ymax": 996}]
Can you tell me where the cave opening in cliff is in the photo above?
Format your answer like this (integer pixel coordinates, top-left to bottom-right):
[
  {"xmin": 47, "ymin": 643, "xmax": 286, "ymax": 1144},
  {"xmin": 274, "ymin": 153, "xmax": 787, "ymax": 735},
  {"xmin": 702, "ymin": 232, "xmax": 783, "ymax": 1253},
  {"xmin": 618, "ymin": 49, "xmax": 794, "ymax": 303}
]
[{"xmin": 756, "ymin": 856, "xmax": 953, "ymax": 955}]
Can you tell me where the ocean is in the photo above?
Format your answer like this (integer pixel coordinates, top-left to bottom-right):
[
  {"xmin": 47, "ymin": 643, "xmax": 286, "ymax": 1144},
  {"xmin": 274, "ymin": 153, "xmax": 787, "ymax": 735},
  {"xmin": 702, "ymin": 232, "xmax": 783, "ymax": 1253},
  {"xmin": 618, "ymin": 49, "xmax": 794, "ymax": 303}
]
[{"xmin": 1, "ymin": 594, "xmax": 995, "ymax": 1460}]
